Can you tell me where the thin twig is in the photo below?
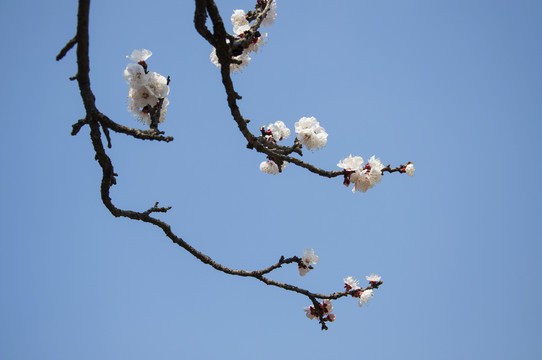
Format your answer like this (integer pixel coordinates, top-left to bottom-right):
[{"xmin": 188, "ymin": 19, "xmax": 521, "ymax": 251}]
[{"xmin": 56, "ymin": 36, "xmax": 77, "ymax": 61}]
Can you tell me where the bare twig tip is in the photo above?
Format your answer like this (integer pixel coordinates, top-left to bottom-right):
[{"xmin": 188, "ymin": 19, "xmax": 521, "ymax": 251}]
[{"xmin": 56, "ymin": 36, "xmax": 78, "ymax": 61}]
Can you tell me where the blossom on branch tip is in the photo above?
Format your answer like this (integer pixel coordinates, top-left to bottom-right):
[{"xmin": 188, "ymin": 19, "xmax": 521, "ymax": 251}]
[
  {"xmin": 294, "ymin": 116, "xmax": 328, "ymax": 150},
  {"xmin": 405, "ymin": 163, "xmax": 415, "ymax": 177}
]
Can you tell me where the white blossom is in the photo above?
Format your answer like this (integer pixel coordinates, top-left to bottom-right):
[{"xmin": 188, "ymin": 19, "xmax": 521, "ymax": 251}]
[
  {"xmin": 358, "ymin": 289, "xmax": 374, "ymax": 307},
  {"xmin": 146, "ymin": 72, "xmax": 169, "ymax": 98},
  {"xmin": 350, "ymin": 156, "xmax": 384, "ymax": 193},
  {"xmin": 125, "ymin": 49, "xmax": 169, "ymax": 125},
  {"xmin": 127, "ymin": 96, "xmax": 168, "ymax": 126},
  {"xmin": 128, "ymin": 85, "xmax": 158, "ymax": 109},
  {"xmin": 303, "ymin": 299, "xmax": 333, "ymax": 320},
  {"xmin": 159, "ymin": 97, "xmax": 169, "ymax": 123},
  {"xmin": 301, "ymin": 248, "xmax": 319, "ymax": 266},
  {"xmin": 294, "ymin": 116, "xmax": 328, "ymax": 150},
  {"xmin": 233, "ymin": 24, "xmax": 251, "ymax": 36},
  {"xmin": 210, "ymin": 47, "xmax": 251, "ymax": 73},
  {"xmin": 337, "ymin": 155, "xmax": 364, "ymax": 172},
  {"xmin": 303, "ymin": 306, "xmax": 317, "ymax": 320},
  {"xmin": 247, "ymin": 32, "xmax": 268, "ymax": 53},
  {"xmin": 367, "ymin": 155, "xmax": 384, "ymax": 184},
  {"xmin": 123, "ymin": 63, "xmax": 148, "ymax": 86},
  {"xmin": 259, "ymin": 159, "xmax": 279, "ymax": 175},
  {"xmin": 405, "ymin": 163, "xmax": 415, "ymax": 177},
  {"xmin": 209, "ymin": 48, "xmax": 220, "ymax": 67},
  {"xmin": 299, "ymin": 248, "xmax": 319, "ymax": 276},
  {"xmin": 213, "ymin": 4, "xmax": 275, "ymax": 72},
  {"xmin": 267, "ymin": 120, "xmax": 290, "ymax": 142},
  {"xmin": 231, "ymin": 9, "xmax": 249, "ymax": 33},
  {"xmin": 366, "ymin": 274, "xmax": 382, "ymax": 283},
  {"xmin": 127, "ymin": 49, "xmax": 152, "ymax": 62},
  {"xmin": 261, "ymin": 2, "xmax": 277, "ymax": 28},
  {"xmin": 232, "ymin": 53, "xmax": 251, "ymax": 72},
  {"xmin": 344, "ymin": 276, "xmax": 361, "ymax": 291},
  {"xmin": 322, "ymin": 299, "xmax": 333, "ymax": 314},
  {"xmin": 127, "ymin": 103, "xmax": 150, "ymax": 125}
]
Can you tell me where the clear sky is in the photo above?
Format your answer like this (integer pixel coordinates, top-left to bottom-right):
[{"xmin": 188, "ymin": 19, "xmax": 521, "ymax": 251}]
[{"xmin": 1, "ymin": 0, "xmax": 541, "ymax": 359}]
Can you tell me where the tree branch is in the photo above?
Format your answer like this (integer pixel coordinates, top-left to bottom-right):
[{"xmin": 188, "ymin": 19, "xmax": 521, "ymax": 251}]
[
  {"xmin": 56, "ymin": 36, "xmax": 77, "ymax": 61},
  {"xmin": 67, "ymin": 0, "xmax": 352, "ymax": 304},
  {"xmin": 62, "ymin": 0, "xmax": 392, "ymax": 330},
  {"xmin": 194, "ymin": 0, "xmax": 215, "ymax": 46},
  {"xmin": 202, "ymin": 0, "xmax": 408, "ymax": 181}
]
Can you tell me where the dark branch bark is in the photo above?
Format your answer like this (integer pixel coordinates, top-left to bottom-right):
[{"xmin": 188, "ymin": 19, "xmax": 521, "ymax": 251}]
[
  {"xmin": 98, "ymin": 114, "xmax": 174, "ymax": 142},
  {"xmin": 56, "ymin": 36, "xmax": 77, "ymax": 61},
  {"xmin": 194, "ymin": 0, "xmax": 215, "ymax": 46}
]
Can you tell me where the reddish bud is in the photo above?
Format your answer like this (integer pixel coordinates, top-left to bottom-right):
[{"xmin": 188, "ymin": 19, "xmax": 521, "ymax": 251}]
[{"xmin": 343, "ymin": 171, "xmax": 352, "ymax": 187}]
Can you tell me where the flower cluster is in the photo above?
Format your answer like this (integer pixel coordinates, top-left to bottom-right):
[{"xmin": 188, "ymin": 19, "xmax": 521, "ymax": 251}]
[
  {"xmin": 295, "ymin": 116, "xmax": 328, "ymax": 151},
  {"xmin": 259, "ymin": 116, "xmax": 328, "ymax": 174},
  {"xmin": 343, "ymin": 275, "xmax": 382, "ymax": 307},
  {"xmin": 259, "ymin": 120, "xmax": 290, "ymax": 175},
  {"xmin": 298, "ymin": 248, "xmax": 319, "ymax": 276},
  {"xmin": 338, "ymin": 155, "xmax": 385, "ymax": 193},
  {"xmin": 210, "ymin": 1, "xmax": 277, "ymax": 73},
  {"xmin": 303, "ymin": 299, "xmax": 336, "ymax": 323},
  {"xmin": 124, "ymin": 49, "xmax": 169, "ymax": 126},
  {"xmin": 300, "ymin": 274, "xmax": 382, "ymax": 325}
]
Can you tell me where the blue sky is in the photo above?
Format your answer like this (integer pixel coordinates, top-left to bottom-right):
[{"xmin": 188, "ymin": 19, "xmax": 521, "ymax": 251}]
[{"xmin": 1, "ymin": 0, "xmax": 541, "ymax": 359}]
